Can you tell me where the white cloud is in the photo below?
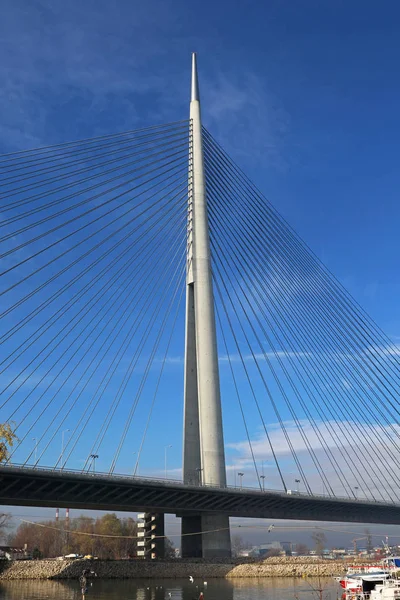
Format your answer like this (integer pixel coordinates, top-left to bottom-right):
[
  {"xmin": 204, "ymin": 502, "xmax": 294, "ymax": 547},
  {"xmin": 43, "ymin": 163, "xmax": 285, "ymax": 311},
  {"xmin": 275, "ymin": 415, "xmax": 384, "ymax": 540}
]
[
  {"xmin": 219, "ymin": 350, "xmax": 311, "ymax": 363},
  {"xmin": 225, "ymin": 418, "xmax": 400, "ymax": 501},
  {"xmin": 203, "ymin": 71, "xmax": 289, "ymax": 170},
  {"xmin": 0, "ymin": 0, "xmax": 183, "ymax": 150},
  {"xmin": 366, "ymin": 343, "xmax": 400, "ymax": 357}
]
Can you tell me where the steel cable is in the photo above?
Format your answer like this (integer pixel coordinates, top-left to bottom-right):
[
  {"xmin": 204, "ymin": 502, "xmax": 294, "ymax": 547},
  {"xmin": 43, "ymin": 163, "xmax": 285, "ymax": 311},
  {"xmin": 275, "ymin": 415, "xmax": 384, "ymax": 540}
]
[
  {"xmin": 203, "ymin": 128, "xmax": 400, "ymax": 392},
  {"xmin": 26, "ymin": 211, "xmax": 187, "ymax": 468},
  {"xmin": 0, "ymin": 119, "xmax": 190, "ymax": 163},
  {"xmin": 0, "ymin": 191, "xmax": 187, "ymax": 373},
  {"xmin": 1, "ymin": 194, "xmax": 187, "ymax": 415},
  {"xmin": 207, "ymin": 186, "xmax": 394, "ymax": 501},
  {"xmin": 0, "ymin": 134, "xmax": 190, "ymax": 236},
  {"xmin": 205, "ymin": 136, "xmax": 400, "ymax": 502},
  {"xmin": 12, "ymin": 211, "xmax": 186, "ymax": 465}
]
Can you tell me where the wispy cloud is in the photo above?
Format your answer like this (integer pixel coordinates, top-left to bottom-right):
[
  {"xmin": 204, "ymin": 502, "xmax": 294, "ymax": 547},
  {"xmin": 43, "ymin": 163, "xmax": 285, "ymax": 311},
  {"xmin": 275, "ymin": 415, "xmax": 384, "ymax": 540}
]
[
  {"xmin": 203, "ymin": 70, "xmax": 290, "ymax": 170},
  {"xmin": 225, "ymin": 418, "xmax": 400, "ymax": 500},
  {"xmin": 366, "ymin": 343, "xmax": 400, "ymax": 357},
  {"xmin": 0, "ymin": 0, "xmax": 183, "ymax": 150},
  {"xmin": 219, "ymin": 350, "xmax": 311, "ymax": 363}
]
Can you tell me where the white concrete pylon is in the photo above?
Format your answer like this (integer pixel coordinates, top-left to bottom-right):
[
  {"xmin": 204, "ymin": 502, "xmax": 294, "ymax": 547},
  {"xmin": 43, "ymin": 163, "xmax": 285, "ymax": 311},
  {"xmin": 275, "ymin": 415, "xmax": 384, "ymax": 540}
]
[
  {"xmin": 190, "ymin": 52, "xmax": 226, "ymax": 489},
  {"xmin": 182, "ymin": 53, "xmax": 231, "ymax": 558}
]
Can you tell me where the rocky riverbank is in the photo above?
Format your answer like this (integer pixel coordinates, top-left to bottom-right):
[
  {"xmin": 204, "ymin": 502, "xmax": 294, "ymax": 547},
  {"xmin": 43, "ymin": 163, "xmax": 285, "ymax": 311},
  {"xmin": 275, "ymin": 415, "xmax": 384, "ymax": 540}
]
[{"xmin": 0, "ymin": 556, "xmax": 347, "ymax": 580}]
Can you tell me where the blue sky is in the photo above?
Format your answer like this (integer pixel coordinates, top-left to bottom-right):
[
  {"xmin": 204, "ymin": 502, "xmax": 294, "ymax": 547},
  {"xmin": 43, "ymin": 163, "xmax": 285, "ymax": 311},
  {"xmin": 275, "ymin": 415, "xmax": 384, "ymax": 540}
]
[
  {"xmin": 1, "ymin": 0, "xmax": 399, "ymax": 332},
  {"xmin": 2, "ymin": 0, "xmax": 400, "ymax": 501}
]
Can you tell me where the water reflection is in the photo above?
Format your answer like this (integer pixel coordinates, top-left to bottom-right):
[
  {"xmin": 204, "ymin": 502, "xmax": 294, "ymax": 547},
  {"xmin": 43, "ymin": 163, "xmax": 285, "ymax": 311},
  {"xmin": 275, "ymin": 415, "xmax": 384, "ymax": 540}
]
[{"xmin": 0, "ymin": 577, "xmax": 338, "ymax": 600}]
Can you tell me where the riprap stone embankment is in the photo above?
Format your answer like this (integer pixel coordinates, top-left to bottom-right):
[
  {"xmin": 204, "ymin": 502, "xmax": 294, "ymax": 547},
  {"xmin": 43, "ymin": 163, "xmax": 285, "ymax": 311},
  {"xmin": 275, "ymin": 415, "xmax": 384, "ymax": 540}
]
[{"xmin": 0, "ymin": 556, "xmax": 347, "ymax": 580}]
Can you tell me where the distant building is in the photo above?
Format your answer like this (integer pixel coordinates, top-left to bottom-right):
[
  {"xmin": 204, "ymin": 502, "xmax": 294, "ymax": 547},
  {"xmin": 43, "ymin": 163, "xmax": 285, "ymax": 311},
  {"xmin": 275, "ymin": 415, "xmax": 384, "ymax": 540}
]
[
  {"xmin": 248, "ymin": 541, "xmax": 283, "ymax": 557},
  {"xmin": 281, "ymin": 541, "xmax": 293, "ymax": 555},
  {"xmin": 0, "ymin": 545, "xmax": 29, "ymax": 560}
]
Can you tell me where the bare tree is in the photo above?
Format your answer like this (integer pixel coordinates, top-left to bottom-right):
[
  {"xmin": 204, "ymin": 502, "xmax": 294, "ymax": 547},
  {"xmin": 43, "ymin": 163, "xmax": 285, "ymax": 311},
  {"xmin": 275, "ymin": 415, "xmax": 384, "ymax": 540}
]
[
  {"xmin": 164, "ymin": 537, "xmax": 176, "ymax": 559},
  {"xmin": 266, "ymin": 549, "xmax": 281, "ymax": 558},
  {"xmin": 231, "ymin": 534, "xmax": 248, "ymax": 557},
  {"xmin": 296, "ymin": 543, "xmax": 309, "ymax": 555},
  {"xmin": 0, "ymin": 513, "xmax": 11, "ymax": 542},
  {"xmin": 365, "ymin": 529, "xmax": 373, "ymax": 554},
  {"xmin": 9, "ymin": 519, "xmax": 60, "ymax": 556},
  {"xmin": 8, "ymin": 513, "xmax": 173, "ymax": 560},
  {"xmin": 311, "ymin": 531, "xmax": 326, "ymax": 556}
]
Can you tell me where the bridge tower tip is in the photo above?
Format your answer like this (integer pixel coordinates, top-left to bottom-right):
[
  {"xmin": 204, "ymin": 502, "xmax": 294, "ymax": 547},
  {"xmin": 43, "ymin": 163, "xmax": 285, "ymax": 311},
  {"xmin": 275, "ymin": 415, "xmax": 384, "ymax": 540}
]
[{"xmin": 191, "ymin": 53, "xmax": 200, "ymax": 102}]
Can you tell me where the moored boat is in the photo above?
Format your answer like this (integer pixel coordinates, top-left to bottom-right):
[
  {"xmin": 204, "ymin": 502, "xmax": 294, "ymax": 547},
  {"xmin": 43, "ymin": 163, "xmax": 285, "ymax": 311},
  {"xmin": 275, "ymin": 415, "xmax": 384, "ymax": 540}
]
[
  {"xmin": 370, "ymin": 580, "xmax": 400, "ymax": 600},
  {"xmin": 337, "ymin": 571, "xmax": 390, "ymax": 592}
]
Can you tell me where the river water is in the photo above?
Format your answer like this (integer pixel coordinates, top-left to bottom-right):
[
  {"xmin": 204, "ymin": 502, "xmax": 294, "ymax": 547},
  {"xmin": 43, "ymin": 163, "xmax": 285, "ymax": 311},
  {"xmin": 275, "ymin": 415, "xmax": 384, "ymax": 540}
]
[{"xmin": 0, "ymin": 577, "xmax": 340, "ymax": 600}]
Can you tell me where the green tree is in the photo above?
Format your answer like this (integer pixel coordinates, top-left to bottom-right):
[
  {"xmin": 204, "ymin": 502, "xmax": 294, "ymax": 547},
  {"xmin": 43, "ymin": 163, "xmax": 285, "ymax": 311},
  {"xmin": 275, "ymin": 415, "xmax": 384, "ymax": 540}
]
[
  {"xmin": 95, "ymin": 513, "xmax": 123, "ymax": 559},
  {"xmin": 0, "ymin": 422, "xmax": 18, "ymax": 463},
  {"xmin": 70, "ymin": 516, "xmax": 96, "ymax": 557}
]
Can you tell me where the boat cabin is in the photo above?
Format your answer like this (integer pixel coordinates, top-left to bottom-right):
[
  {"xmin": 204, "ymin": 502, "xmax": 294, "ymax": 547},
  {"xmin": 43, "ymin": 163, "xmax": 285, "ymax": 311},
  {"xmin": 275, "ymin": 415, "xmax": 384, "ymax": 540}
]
[{"xmin": 382, "ymin": 558, "xmax": 400, "ymax": 570}]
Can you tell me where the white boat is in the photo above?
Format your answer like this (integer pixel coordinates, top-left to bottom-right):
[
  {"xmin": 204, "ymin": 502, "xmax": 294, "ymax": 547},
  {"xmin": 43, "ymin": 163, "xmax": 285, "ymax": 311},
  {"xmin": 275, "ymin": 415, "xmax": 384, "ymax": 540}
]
[
  {"xmin": 338, "ymin": 571, "xmax": 390, "ymax": 592},
  {"xmin": 337, "ymin": 558, "xmax": 400, "ymax": 592},
  {"xmin": 370, "ymin": 581, "xmax": 400, "ymax": 600},
  {"xmin": 382, "ymin": 558, "xmax": 400, "ymax": 571},
  {"xmin": 339, "ymin": 572, "xmax": 400, "ymax": 600}
]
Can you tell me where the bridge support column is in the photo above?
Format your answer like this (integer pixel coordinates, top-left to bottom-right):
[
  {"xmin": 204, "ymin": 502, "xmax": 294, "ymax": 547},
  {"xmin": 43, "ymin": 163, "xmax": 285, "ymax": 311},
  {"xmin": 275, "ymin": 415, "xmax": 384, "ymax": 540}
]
[
  {"xmin": 182, "ymin": 53, "xmax": 231, "ymax": 558},
  {"xmin": 181, "ymin": 514, "xmax": 203, "ymax": 558},
  {"xmin": 201, "ymin": 514, "xmax": 231, "ymax": 558}
]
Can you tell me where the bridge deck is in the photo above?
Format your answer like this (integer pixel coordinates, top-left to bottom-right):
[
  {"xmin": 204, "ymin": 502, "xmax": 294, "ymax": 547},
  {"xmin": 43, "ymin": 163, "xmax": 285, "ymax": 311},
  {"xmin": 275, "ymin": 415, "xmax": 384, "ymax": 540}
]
[{"xmin": 1, "ymin": 466, "xmax": 399, "ymax": 524}]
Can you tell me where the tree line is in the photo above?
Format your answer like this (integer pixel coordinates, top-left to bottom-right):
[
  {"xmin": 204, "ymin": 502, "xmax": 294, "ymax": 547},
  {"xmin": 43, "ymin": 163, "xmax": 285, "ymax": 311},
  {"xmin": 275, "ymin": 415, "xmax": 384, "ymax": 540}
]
[
  {"xmin": 7, "ymin": 513, "xmax": 175, "ymax": 559},
  {"xmin": 0, "ymin": 425, "xmax": 175, "ymax": 560}
]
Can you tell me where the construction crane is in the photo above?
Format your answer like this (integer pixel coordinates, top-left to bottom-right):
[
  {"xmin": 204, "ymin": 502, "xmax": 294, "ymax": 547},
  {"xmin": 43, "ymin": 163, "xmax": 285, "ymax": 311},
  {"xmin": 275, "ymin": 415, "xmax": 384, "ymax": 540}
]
[
  {"xmin": 353, "ymin": 536, "xmax": 368, "ymax": 553},
  {"xmin": 352, "ymin": 532, "xmax": 375, "ymax": 555}
]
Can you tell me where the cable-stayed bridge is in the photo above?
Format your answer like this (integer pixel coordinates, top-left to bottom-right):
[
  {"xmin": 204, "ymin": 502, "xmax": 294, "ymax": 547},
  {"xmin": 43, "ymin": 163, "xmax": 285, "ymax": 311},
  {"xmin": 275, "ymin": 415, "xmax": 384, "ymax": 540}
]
[{"xmin": 2, "ymin": 54, "xmax": 400, "ymax": 557}]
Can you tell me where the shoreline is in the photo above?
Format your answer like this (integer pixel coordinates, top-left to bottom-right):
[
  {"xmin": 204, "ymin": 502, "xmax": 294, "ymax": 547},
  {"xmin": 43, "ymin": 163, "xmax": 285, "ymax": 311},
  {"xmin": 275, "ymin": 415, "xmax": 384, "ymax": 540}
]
[{"xmin": 0, "ymin": 557, "xmax": 347, "ymax": 580}]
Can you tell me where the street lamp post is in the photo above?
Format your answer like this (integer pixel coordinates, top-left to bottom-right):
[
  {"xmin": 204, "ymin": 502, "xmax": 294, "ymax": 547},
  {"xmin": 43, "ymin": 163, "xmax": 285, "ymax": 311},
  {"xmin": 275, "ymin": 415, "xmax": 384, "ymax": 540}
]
[
  {"xmin": 90, "ymin": 454, "xmax": 99, "ymax": 473},
  {"xmin": 61, "ymin": 429, "xmax": 70, "ymax": 468},
  {"xmin": 32, "ymin": 438, "xmax": 38, "ymax": 464},
  {"xmin": 164, "ymin": 445, "xmax": 172, "ymax": 479},
  {"xmin": 354, "ymin": 486, "xmax": 359, "ymax": 499},
  {"xmin": 195, "ymin": 467, "xmax": 203, "ymax": 486},
  {"xmin": 132, "ymin": 452, "xmax": 137, "ymax": 476},
  {"xmin": 295, "ymin": 478, "xmax": 300, "ymax": 493},
  {"xmin": 260, "ymin": 460, "xmax": 266, "ymax": 491},
  {"xmin": 238, "ymin": 472, "xmax": 244, "ymax": 490}
]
